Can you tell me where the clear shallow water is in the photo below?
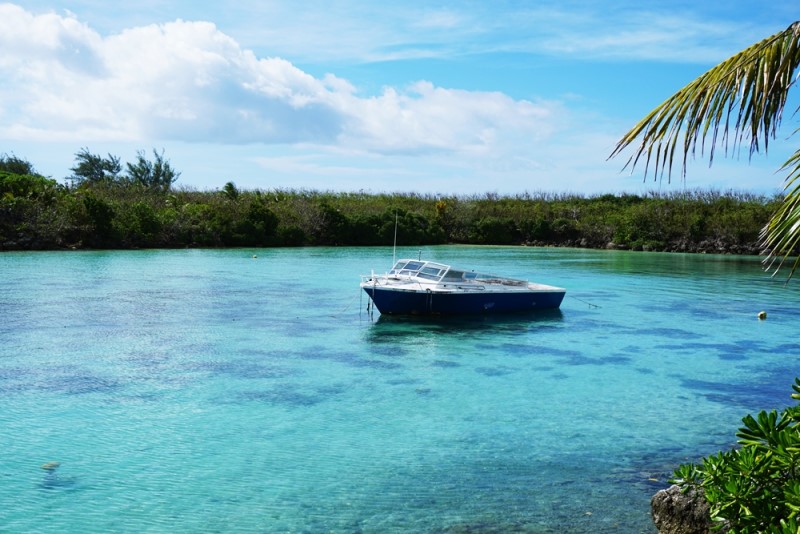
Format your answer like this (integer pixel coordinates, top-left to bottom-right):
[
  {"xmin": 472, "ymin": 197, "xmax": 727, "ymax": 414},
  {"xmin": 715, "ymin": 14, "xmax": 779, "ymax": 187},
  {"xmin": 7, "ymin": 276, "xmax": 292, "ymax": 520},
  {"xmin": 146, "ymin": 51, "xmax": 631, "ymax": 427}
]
[{"xmin": 1, "ymin": 246, "xmax": 798, "ymax": 533}]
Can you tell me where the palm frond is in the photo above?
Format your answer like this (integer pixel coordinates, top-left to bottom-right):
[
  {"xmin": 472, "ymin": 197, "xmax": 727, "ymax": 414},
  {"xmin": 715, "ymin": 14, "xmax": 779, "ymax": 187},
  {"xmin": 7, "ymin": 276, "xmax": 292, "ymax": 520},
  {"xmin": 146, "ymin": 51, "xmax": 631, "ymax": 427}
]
[
  {"xmin": 762, "ymin": 149, "xmax": 800, "ymax": 279},
  {"xmin": 610, "ymin": 21, "xmax": 800, "ymax": 181},
  {"xmin": 611, "ymin": 21, "xmax": 800, "ymax": 279}
]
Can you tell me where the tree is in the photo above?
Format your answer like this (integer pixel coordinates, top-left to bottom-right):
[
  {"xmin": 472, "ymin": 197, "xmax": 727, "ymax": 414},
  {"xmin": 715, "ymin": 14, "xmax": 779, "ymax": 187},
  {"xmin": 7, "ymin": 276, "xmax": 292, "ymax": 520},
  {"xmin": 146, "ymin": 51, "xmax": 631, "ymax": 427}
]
[
  {"xmin": 126, "ymin": 148, "xmax": 181, "ymax": 191},
  {"xmin": 610, "ymin": 22, "xmax": 800, "ymax": 279},
  {"xmin": 222, "ymin": 181, "xmax": 239, "ymax": 201},
  {"xmin": 0, "ymin": 153, "xmax": 36, "ymax": 176},
  {"xmin": 69, "ymin": 148, "xmax": 122, "ymax": 185}
]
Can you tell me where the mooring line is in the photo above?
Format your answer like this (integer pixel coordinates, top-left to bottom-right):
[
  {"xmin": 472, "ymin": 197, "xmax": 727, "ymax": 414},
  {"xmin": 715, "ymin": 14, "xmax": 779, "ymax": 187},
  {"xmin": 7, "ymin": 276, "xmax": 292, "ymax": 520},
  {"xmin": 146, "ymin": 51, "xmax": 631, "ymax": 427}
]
[
  {"xmin": 332, "ymin": 291, "xmax": 361, "ymax": 317},
  {"xmin": 570, "ymin": 295, "xmax": 601, "ymax": 308}
]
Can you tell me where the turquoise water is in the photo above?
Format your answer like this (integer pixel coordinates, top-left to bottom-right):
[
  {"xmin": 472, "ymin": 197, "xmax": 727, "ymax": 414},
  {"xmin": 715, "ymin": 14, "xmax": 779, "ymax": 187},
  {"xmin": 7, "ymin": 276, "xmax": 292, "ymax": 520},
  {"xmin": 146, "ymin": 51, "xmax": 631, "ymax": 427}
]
[{"xmin": 1, "ymin": 246, "xmax": 798, "ymax": 533}]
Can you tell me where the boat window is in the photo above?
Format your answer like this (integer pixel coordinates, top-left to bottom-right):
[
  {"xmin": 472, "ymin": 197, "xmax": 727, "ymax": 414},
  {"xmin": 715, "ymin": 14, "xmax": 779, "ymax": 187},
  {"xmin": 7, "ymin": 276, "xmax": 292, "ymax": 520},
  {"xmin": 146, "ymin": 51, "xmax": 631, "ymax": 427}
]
[
  {"xmin": 389, "ymin": 261, "xmax": 409, "ymax": 275},
  {"xmin": 442, "ymin": 270, "xmax": 465, "ymax": 281},
  {"xmin": 417, "ymin": 266, "xmax": 443, "ymax": 281},
  {"xmin": 403, "ymin": 261, "xmax": 424, "ymax": 271},
  {"xmin": 420, "ymin": 266, "xmax": 443, "ymax": 277}
]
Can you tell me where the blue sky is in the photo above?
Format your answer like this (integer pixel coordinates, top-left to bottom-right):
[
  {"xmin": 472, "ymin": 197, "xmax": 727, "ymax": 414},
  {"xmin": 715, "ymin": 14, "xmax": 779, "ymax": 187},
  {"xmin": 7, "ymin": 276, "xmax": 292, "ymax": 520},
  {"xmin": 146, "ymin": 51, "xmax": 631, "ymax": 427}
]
[{"xmin": 2, "ymin": 1, "xmax": 798, "ymax": 195}]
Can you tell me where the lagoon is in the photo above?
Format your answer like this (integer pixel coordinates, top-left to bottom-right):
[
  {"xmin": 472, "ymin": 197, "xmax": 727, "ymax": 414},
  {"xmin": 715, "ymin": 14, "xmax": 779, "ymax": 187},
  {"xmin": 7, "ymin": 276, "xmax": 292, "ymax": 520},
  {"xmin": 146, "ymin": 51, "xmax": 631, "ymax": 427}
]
[{"xmin": 1, "ymin": 246, "xmax": 798, "ymax": 533}]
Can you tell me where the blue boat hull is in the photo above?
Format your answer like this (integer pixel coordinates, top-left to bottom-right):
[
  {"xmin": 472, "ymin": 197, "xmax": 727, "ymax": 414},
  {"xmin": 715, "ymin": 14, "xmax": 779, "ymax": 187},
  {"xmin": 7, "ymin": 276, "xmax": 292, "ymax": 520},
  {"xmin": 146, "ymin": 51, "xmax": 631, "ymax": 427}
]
[{"xmin": 363, "ymin": 287, "xmax": 565, "ymax": 315}]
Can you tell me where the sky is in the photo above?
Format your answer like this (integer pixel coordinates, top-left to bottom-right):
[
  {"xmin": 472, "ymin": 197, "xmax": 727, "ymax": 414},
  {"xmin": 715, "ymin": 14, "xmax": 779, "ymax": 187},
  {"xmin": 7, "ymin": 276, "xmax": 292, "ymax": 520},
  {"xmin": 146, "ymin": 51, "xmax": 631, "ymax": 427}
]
[{"xmin": 2, "ymin": 1, "xmax": 799, "ymax": 196}]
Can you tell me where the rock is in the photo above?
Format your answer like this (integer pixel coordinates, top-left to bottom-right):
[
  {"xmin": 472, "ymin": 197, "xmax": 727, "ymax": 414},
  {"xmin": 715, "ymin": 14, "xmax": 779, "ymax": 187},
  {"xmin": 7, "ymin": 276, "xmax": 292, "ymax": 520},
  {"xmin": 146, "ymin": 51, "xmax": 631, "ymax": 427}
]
[{"xmin": 651, "ymin": 485, "xmax": 713, "ymax": 534}]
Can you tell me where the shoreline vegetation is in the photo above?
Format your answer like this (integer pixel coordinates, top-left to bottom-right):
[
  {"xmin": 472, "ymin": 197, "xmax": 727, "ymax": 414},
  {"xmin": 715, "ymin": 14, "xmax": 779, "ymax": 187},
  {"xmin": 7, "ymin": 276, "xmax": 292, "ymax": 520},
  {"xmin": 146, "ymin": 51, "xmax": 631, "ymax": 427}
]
[{"xmin": 0, "ymin": 151, "xmax": 780, "ymax": 254}]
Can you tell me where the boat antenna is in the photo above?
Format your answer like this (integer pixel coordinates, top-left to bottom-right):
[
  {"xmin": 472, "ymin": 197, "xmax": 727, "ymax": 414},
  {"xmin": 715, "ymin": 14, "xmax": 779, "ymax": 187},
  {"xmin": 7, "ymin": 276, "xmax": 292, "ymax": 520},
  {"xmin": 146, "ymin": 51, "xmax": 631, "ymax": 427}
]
[{"xmin": 392, "ymin": 211, "xmax": 398, "ymax": 266}]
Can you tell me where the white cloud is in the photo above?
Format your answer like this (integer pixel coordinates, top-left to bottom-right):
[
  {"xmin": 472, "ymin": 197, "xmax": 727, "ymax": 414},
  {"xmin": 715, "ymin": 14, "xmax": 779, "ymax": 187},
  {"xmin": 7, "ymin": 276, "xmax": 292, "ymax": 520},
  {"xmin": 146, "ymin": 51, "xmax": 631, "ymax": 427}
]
[
  {"xmin": 413, "ymin": 8, "xmax": 465, "ymax": 31},
  {"xmin": 536, "ymin": 12, "xmax": 749, "ymax": 62},
  {"xmin": 339, "ymin": 81, "xmax": 561, "ymax": 156},
  {"xmin": 0, "ymin": 4, "xmax": 561, "ymax": 160}
]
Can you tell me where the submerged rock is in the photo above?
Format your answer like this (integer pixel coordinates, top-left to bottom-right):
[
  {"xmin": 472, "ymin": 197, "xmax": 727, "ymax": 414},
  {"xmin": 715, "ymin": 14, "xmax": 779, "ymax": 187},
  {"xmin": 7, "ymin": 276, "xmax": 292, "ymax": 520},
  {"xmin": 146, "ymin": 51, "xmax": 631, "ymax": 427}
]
[{"xmin": 651, "ymin": 485, "xmax": 713, "ymax": 534}]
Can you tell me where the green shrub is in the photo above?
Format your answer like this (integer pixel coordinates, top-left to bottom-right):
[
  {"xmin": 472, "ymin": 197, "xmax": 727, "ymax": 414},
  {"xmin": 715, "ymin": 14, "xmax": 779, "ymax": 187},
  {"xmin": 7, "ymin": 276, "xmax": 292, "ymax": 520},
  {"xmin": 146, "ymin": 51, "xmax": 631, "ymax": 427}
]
[
  {"xmin": 115, "ymin": 201, "xmax": 161, "ymax": 247},
  {"xmin": 83, "ymin": 193, "xmax": 116, "ymax": 244},
  {"xmin": 0, "ymin": 171, "xmax": 58, "ymax": 200},
  {"xmin": 315, "ymin": 202, "xmax": 351, "ymax": 245},
  {"xmin": 551, "ymin": 217, "xmax": 580, "ymax": 241},
  {"xmin": 0, "ymin": 158, "xmax": 781, "ymax": 253},
  {"xmin": 519, "ymin": 217, "xmax": 554, "ymax": 242},
  {"xmin": 471, "ymin": 216, "xmax": 517, "ymax": 244},
  {"xmin": 276, "ymin": 225, "xmax": 306, "ymax": 246},
  {"xmin": 393, "ymin": 210, "xmax": 445, "ymax": 245},
  {"xmin": 672, "ymin": 378, "xmax": 800, "ymax": 533},
  {"xmin": 233, "ymin": 200, "xmax": 278, "ymax": 245},
  {"xmin": 348, "ymin": 212, "xmax": 387, "ymax": 245}
]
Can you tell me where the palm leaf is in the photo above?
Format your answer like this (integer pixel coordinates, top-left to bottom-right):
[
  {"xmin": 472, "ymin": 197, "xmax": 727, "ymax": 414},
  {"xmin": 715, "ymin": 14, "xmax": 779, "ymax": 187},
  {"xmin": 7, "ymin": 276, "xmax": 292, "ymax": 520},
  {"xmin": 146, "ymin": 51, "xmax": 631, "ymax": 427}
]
[
  {"xmin": 763, "ymin": 148, "xmax": 800, "ymax": 278},
  {"xmin": 610, "ymin": 22, "xmax": 800, "ymax": 278}
]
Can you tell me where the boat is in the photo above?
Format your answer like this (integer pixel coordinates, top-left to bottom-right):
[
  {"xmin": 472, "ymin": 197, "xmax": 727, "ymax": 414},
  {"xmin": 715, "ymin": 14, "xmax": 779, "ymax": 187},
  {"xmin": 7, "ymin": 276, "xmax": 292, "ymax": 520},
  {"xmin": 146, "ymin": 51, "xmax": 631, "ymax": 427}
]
[{"xmin": 360, "ymin": 258, "xmax": 566, "ymax": 315}]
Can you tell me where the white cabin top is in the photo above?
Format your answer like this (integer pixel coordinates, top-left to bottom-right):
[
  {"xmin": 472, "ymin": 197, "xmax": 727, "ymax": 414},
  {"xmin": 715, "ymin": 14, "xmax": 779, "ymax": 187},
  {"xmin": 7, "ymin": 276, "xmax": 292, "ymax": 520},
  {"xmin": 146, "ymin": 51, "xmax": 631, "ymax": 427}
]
[{"xmin": 388, "ymin": 259, "xmax": 527, "ymax": 286}]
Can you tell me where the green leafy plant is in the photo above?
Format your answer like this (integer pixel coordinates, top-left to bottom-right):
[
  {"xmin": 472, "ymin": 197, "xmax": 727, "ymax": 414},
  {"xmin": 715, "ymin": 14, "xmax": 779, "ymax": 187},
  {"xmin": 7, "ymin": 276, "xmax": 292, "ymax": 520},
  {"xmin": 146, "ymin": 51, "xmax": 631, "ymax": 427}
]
[{"xmin": 672, "ymin": 379, "xmax": 800, "ymax": 533}]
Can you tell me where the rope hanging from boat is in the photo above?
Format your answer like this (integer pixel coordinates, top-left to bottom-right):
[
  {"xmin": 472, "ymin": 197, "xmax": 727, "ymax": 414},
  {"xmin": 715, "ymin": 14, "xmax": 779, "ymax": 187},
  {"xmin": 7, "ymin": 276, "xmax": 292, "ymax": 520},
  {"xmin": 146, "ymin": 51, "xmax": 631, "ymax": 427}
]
[
  {"xmin": 334, "ymin": 290, "xmax": 362, "ymax": 317},
  {"xmin": 570, "ymin": 295, "xmax": 600, "ymax": 308}
]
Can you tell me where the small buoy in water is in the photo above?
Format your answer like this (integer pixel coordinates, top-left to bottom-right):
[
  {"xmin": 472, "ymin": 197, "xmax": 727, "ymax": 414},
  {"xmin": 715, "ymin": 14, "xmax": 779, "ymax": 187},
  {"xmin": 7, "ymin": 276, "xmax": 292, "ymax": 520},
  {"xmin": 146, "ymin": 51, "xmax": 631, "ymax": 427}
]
[
  {"xmin": 758, "ymin": 311, "xmax": 767, "ymax": 320},
  {"xmin": 41, "ymin": 462, "xmax": 61, "ymax": 471},
  {"xmin": 252, "ymin": 255, "xmax": 257, "ymax": 259}
]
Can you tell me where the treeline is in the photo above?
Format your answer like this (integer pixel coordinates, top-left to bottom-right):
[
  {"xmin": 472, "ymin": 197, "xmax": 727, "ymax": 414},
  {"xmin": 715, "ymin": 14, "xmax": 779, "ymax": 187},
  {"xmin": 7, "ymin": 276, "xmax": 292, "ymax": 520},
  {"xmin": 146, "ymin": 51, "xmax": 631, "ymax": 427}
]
[{"xmin": 0, "ymin": 151, "xmax": 781, "ymax": 253}]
